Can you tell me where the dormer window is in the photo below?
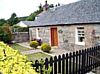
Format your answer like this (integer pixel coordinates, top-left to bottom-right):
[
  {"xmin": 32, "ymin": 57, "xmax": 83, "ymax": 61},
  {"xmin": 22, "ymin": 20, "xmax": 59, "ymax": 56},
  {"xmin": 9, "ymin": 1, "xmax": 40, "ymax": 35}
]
[{"xmin": 75, "ymin": 27, "xmax": 85, "ymax": 45}]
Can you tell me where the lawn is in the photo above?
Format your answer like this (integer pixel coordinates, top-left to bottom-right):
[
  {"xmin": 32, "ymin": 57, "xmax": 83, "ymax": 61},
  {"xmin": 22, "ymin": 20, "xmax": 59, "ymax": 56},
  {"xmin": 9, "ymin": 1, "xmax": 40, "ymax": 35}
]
[
  {"xmin": 11, "ymin": 43, "xmax": 51, "ymax": 63},
  {"xmin": 11, "ymin": 43, "xmax": 30, "ymax": 52},
  {"xmin": 26, "ymin": 52, "xmax": 51, "ymax": 63}
]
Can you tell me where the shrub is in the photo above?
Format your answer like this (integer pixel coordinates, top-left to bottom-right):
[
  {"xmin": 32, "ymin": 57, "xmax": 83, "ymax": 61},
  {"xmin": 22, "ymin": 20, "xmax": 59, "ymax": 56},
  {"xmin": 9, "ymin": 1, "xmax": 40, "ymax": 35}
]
[
  {"xmin": 0, "ymin": 41, "xmax": 37, "ymax": 74},
  {"xmin": 41, "ymin": 43, "xmax": 51, "ymax": 53},
  {"xmin": 12, "ymin": 25, "xmax": 28, "ymax": 32},
  {"xmin": 32, "ymin": 38, "xmax": 42, "ymax": 46},
  {"xmin": 30, "ymin": 41, "xmax": 39, "ymax": 48},
  {"xmin": 0, "ymin": 25, "xmax": 12, "ymax": 43}
]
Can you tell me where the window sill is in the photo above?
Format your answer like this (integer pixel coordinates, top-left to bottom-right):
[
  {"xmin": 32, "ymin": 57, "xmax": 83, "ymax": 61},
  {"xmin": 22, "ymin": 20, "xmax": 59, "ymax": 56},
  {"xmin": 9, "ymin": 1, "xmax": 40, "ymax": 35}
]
[{"xmin": 75, "ymin": 42, "xmax": 85, "ymax": 46}]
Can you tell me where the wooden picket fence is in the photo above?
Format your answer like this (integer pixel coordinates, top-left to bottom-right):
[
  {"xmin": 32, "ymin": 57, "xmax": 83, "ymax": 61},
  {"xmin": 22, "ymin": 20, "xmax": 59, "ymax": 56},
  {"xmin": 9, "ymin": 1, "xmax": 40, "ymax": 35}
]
[{"xmin": 32, "ymin": 46, "xmax": 100, "ymax": 74}]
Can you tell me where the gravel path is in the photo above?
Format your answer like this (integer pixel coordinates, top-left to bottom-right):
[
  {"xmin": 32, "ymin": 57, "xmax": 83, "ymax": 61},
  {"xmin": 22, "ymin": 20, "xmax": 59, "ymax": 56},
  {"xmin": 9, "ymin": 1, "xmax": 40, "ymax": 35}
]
[{"xmin": 21, "ymin": 49, "xmax": 42, "ymax": 55}]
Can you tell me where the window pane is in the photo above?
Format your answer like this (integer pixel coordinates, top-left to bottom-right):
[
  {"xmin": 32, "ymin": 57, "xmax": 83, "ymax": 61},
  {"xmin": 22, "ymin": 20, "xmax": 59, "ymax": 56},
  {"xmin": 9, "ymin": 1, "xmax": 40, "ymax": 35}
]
[{"xmin": 78, "ymin": 37, "xmax": 84, "ymax": 42}]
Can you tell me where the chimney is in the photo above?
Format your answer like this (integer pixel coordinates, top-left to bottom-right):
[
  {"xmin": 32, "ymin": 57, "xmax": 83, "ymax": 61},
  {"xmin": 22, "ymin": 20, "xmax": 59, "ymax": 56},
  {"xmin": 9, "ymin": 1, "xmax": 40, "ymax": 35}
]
[{"xmin": 43, "ymin": 0, "xmax": 49, "ymax": 11}]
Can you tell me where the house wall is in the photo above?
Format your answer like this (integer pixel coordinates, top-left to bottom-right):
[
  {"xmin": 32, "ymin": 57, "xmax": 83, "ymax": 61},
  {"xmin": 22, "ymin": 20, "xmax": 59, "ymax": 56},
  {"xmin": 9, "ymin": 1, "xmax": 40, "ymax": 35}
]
[
  {"xmin": 57, "ymin": 25, "xmax": 94, "ymax": 51},
  {"xmin": 29, "ymin": 24, "xmax": 100, "ymax": 51},
  {"xmin": 29, "ymin": 28, "xmax": 36, "ymax": 40},
  {"xmin": 29, "ymin": 27, "xmax": 50, "ymax": 44},
  {"xmin": 94, "ymin": 24, "xmax": 100, "ymax": 45},
  {"xmin": 57, "ymin": 25, "xmax": 75, "ymax": 51}
]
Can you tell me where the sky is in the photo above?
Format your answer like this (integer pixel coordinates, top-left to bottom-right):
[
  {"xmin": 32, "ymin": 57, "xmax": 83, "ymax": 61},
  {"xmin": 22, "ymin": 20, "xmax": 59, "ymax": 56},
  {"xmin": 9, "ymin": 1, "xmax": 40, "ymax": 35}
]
[{"xmin": 0, "ymin": 0, "xmax": 79, "ymax": 19}]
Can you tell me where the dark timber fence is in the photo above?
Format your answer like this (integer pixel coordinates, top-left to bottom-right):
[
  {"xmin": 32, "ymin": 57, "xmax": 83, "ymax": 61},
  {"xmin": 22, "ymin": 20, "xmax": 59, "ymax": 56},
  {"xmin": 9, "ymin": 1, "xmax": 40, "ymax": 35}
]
[{"xmin": 32, "ymin": 46, "xmax": 100, "ymax": 74}]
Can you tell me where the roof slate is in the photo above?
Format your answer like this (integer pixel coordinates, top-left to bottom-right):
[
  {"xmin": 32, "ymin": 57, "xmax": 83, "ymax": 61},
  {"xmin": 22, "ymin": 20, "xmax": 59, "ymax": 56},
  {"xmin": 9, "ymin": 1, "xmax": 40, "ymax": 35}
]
[{"xmin": 26, "ymin": 0, "xmax": 100, "ymax": 27}]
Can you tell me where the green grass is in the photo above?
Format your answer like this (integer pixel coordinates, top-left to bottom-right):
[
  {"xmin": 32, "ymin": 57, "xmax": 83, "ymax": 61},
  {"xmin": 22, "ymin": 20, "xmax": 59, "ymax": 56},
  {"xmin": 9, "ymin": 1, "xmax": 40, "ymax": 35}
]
[
  {"xmin": 26, "ymin": 52, "xmax": 51, "ymax": 63},
  {"xmin": 11, "ymin": 43, "xmax": 30, "ymax": 52},
  {"xmin": 11, "ymin": 43, "xmax": 51, "ymax": 63}
]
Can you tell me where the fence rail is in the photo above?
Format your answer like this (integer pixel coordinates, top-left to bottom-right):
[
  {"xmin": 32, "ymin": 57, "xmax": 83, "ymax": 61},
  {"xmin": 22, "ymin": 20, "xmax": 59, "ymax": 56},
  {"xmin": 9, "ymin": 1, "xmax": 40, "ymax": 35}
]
[{"xmin": 32, "ymin": 46, "xmax": 100, "ymax": 74}]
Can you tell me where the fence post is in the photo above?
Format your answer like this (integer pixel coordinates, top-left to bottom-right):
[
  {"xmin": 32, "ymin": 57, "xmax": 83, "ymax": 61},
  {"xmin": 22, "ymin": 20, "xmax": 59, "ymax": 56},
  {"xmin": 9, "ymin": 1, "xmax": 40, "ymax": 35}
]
[
  {"xmin": 69, "ymin": 52, "xmax": 72, "ymax": 74},
  {"xmin": 62, "ymin": 54, "xmax": 65, "ymax": 74},
  {"xmin": 54, "ymin": 56, "xmax": 57, "ymax": 74},
  {"xmin": 91, "ymin": 47, "xmax": 94, "ymax": 70},
  {"xmin": 85, "ymin": 48, "xmax": 89, "ymax": 72},
  {"xmin": 81, "ymin": 50, "xmax": 86, "ymax": 74},
  {"xmin": 72, "ymin": 52, "xmax": 75, "ymax": 74},
  {"xmin": 50, "ymin": 57, "xmax": 53, "ymax": 74},
  {"xmin": 44, "ymin": 58, "xmax": 49, "ymax": 74},
  {"xmin": 58, "ymin": 55, "xmax": 61, "ymax": 73},
  {"xmin": 35, "ymin": 60, "xmax": 39, "ymax": 72},
  {"xmin": 75, "ymin": 51, "xmax": 78, "ymax": 74},
  {"xmin": 66, "ymin": 53, "xmax": 68, "ymax": 74},
  {"xmin": 78, "ymin": 50, "xmax": 82, "ymax": 74},
  {"xmin": 84, "ymin": 49, "xmax": 88, "ymax": 73},
  {"xmin": 92, "ymin": 47, "xmax": 95, "ymax": 69}
]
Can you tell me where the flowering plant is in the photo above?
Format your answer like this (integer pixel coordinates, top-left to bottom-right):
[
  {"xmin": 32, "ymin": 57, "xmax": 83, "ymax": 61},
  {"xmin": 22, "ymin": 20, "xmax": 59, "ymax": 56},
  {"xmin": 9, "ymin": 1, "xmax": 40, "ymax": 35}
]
[{"xmin": 32, "ymin": 38, "xmax": 42, "ymax": 46}]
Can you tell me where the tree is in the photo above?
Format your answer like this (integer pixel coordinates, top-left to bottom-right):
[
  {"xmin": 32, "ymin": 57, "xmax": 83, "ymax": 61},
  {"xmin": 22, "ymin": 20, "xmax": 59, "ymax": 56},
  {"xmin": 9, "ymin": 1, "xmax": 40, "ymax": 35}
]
[
  {"xmin": 0, "ymin": 19, "xmax": 6, "ymax": 26},
  {"xmin": 26, "ymin": 13, "xmax": 36, "ymax": 21},
  {"xmin": 7, "ymin": 13, "xmax": 19, "ymax": 26},
  {"xmin": 26, "ymin": 4, "xmax": 43, "ymax": 21},
  {"xmin": 38, "ymin": 4, "xmax": 43, "ymax": 13},
  {"xmin": 0, "ymin": 24, "xmax": 12, "ymax": 43}
]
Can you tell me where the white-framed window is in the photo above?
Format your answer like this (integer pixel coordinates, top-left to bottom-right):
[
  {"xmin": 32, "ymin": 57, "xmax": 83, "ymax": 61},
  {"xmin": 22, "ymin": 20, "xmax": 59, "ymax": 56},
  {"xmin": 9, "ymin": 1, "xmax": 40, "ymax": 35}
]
[{"xmin": 75, "ymin": 27, "xmax": 85, "ymax": 45}]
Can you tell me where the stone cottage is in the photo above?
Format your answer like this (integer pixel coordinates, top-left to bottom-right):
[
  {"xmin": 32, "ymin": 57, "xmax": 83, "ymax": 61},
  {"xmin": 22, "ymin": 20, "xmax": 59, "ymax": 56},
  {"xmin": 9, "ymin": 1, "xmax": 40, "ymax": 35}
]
[{"xmin": 23, "ymin": 0, "xmax": 100, "ymax": 51}]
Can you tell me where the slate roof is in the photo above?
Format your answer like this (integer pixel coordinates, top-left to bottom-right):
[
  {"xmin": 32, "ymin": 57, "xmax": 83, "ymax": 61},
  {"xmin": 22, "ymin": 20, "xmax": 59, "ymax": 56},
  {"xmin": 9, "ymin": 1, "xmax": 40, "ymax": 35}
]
[
  {"xmin": 17, "ymin": 21, "xmax": 35, "ymax": 27},
  {"xmin": 29, "ymin": 0, "xmax": 100, "ymax": 27}
]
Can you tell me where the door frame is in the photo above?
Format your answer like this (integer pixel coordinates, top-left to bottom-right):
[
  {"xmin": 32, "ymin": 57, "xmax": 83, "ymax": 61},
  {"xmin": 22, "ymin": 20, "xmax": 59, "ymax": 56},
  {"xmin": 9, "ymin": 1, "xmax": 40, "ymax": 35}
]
[{"xmin": 50, "ymin": 27, "xmax": 58, "ymax": 46}]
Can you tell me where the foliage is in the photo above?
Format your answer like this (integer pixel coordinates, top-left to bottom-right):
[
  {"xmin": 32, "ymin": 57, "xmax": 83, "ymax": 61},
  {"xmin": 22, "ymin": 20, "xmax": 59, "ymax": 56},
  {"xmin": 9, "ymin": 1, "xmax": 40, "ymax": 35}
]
[
  {"xmin": 41, "ymin": 43, "xmax": 51, "ymax": 53},
  {"xmin": 32, "ymin": 38, "xmax": 42, "ymax": 46},
  {"xmin": 40, "ymin": 59, "xmax": 52, "ymax": 74},
  {"xmin": 0, "ymin": 19, "xmax": 6, "ymax": 26},
  {"xmin": 0, "ymin": 42, "xmax": 37, "ymax": 74},
  {"xmin": 18, "ymin": 16, "xmax": 28, "ymax": 21},
  {"xmin": 26, "ymin": 4, "xmax": 43, "ymax": 21},
  {"xmin": 12, "ymin": 25, "xmax": 28, "ymax": 32},
  {"xmin": 0, "ymin": 4, "xmax": 44, "ymax": 25},
  {"xmin": 7, "ymin": 13, "xmax": 19, "ymax": 26},
  {"xmin": 0, "ymin": 25, "xmax": 12, "ymax": 43},
  {"xmin": 26, "ymin": 13, "xmax": 36, "ymax": 21},
  {"xmin": 30, "ymin": 41, "xmax": 39, "ymax": 49}
]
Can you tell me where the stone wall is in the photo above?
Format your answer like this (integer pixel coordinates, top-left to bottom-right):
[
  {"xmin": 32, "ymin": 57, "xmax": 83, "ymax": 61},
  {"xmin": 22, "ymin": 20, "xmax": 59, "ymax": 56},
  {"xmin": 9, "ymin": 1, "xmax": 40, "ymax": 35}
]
[
  {"xmin": 29, "ymin": 28, "xmax": 36, "ymax": 40},
  {"xmin": 29, "ymin": 27, "xmax": 50, "ymax": 44},
  {"xmin": 38, "ymin": 27, "xmax": 50, "ymax": 44},
  {"xmin": 29, "ymin": 24, "xmax": 99, "ymax": 51},
  {"xmin": 94, "ymin": 24, "xmax": 100, "ymax": 45},
  {"xmin": 57, "ymin": 25, "xmax": 75, "ymax": 51},
  {"xmin": 58, "ymin": 25, "xmax": 94, "ymax": 51},
  {"xmin": 12, "ymin": 32, "xmax": 29, "ymax": 42}
]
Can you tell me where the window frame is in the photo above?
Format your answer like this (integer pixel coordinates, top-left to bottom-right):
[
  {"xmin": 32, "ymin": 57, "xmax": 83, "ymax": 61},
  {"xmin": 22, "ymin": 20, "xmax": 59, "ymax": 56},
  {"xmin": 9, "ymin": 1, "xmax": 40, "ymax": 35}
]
[{"xmin": 75, "ymin": 26, "xmax": 85, "ymax": 45}]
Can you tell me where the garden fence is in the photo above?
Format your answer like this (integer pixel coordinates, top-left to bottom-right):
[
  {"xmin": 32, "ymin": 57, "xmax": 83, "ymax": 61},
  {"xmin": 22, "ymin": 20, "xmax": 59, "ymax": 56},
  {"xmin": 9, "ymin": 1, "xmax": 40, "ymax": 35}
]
[{"xmin": 32, "ymin": 46, "xmax": 100, "ymax": 74}]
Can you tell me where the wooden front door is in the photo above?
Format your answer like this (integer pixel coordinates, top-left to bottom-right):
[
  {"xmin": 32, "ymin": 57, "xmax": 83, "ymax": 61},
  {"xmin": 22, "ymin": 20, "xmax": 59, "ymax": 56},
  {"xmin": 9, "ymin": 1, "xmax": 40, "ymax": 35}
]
[{"xmin": 51, "ymin": 27, "xmax": 58, "ymax": 46}]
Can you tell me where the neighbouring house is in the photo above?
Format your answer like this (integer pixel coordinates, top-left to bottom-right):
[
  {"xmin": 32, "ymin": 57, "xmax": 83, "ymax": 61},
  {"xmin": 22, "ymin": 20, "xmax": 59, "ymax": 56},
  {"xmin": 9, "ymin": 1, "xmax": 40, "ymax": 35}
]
[
  {"xmin": 12, "ymin": 21, "xmax": 33, "ymax": 42},
  {"xmin": 19, "ymin": 0, "xmax": 100, "ymax": 51},
  {"xmin": 16, "ymin": 21, "xmax": 34, "ymax": 27}
]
